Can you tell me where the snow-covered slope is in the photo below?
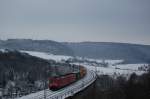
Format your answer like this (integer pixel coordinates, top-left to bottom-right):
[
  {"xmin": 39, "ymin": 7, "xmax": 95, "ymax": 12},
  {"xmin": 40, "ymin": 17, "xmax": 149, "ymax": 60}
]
[
  {"xmin": 79, "ymin": 63, "xmax": 148, "ymax": 79},
  {"xmin": 22, "ymin": 51, "xmax": 148, "ymax": 78},
  {"xmin": 85, "ymin": 58, "xmax": 123, "ymax": 65},
  {"xmin": 111, "ymin": 64, "xmax": 148, "ymax": 71},
  {"xmin": 21, "ymin": 51, "xmax": 72, "ymax": 62}
]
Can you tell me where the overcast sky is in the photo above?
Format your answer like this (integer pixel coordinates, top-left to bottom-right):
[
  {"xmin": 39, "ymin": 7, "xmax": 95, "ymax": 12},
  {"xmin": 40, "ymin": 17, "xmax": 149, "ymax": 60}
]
[{"xmin": 0, "ymin": 0, "xmax": 150, "ymax": 45}]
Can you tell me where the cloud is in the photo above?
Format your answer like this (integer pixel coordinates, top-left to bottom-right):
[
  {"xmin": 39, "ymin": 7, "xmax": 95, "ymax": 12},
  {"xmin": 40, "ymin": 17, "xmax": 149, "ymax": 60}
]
[{"xmin": 0, "ymin": 0, "xmax": 150, "ymax": 44}]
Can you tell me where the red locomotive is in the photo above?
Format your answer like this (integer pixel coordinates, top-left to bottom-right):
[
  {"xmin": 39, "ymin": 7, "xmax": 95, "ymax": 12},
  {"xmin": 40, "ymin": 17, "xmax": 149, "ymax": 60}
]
[{"xmin": 49, "ymin": 66, "xmax": 86, "ymax": 91}]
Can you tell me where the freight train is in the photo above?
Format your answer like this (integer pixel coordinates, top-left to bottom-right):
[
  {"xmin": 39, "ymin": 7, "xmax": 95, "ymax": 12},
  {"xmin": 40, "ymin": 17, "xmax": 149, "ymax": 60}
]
[{"xmin": 49, "ymin": 66, "xmax": 86, "ymax": 91}]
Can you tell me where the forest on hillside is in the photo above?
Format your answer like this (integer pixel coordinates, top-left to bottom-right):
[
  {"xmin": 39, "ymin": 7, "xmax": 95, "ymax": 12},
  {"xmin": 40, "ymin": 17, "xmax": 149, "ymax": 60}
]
[{"xmin": 0, "ymin": 50, "xmax": 76, "ymax": 98}]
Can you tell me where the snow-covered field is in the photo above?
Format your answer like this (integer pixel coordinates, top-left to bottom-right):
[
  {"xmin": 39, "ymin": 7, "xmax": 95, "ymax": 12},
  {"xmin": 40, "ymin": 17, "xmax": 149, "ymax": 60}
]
[
  {"xmin": 82, "ymin": 63, "xmax": 147, "ymax": 77},
  {"xmin": 22, "ymin": 50, "xmax": 149, "ymax": 78},
  {"xmin": 111, "ymin": 64, "xmax": 147, "ymax": 71},
  {"xmin": 84, "ymin": 58, "xmax": 124, "ymax": 65},
  {"xmin": 21, "ymin": 51, "xmax": 72, "ymax": 62}
]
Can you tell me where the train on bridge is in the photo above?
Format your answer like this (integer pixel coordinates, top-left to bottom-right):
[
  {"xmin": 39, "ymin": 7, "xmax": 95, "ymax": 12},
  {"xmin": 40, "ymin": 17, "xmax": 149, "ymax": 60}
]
[{"xmin": 49, "ymin": 66, "xmax": 86, "ymax": 91}]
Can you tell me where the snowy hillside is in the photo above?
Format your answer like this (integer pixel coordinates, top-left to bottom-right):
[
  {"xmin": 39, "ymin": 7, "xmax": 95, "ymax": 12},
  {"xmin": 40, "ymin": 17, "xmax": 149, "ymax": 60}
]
[
  {"xmin": 22, "ymin": 51, "xmax": 149, "ymax": 78},
  {"xmin": 21, "ymin": 51, "xmax": 72, "ymax": 62}
]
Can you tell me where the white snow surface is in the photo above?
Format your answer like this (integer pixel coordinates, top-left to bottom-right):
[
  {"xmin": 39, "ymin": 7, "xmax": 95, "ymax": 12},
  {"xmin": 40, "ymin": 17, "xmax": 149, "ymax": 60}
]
[
  {"xmin": 111, "ymin": 64, "xmax": 148, "ymax": 71},
  {"xmin": 21, "ymin": 51, "xmax": 72, "ymax": 62},
  {"xmin": 0, "ymin": 49, "xmax": 10, "ymax": 53},
  {"xmin": 85, "ymin": 58, "xmax": 124, "ymax": 65},
  {"xmin": 0, "ymin": 49, "xmax": 5, "ymax": 52},
  {"xmin": 22, "ymin": 50, "xmax": 148, "ymax": 77},
  {"xmin": 76, "ymin": 63, "xmax": 148, "ymax": 78}
]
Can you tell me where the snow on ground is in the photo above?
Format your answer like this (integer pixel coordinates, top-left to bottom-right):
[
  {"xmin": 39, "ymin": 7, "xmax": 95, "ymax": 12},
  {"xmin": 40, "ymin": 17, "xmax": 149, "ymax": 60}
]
[
  {"xmin": 22, "ymin": 50, "xmax": 148, "ymax": 78},
  {"xmin": 22, "ymin": 51, "xmax": 123, "ymax": 65},
  {"xmin": 75, "ymin": 62, "xmax": 148, "ymax": 78},
  {"xmin": 79, "ymin": 57, "xmax": 124, "ymax": 65},
  {"xmin": 82, "ymin": 58, "xmax": 148, "ymax": 77},
  {"xmin": 0, "ymin": 49, "xmax": 5, "ymax": 52},
  {"xmin": 105, "ymin": 60, "xmax": 124, "ymax": 65},
  {"xmin": 21, "ymin": 51, "xmax": 72, "ymax": 62},
  {"xmin": 110, "ymin": 64, "xmax": 148, "ymax": 71},
  {"xmin": 92, "ymin": 59, "xmax": 123, "ymax": 65}
]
